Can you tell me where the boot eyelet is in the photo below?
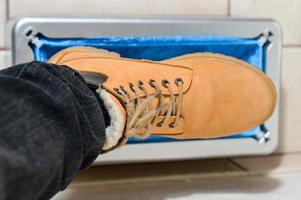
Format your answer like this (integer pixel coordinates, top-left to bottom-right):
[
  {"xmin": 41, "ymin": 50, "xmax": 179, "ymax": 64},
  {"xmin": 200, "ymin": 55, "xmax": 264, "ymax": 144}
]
[
  {"xmin": 129, "ymin": 82, "xmax": 135, "ymax": 92},
  {"xmin": 169, "ymin": 123, "xmax": 175, "ymax": 128},
  {"xmin": 156, "ymin": 122, "xmax": 163, "ymax": 127},
  {"xmin": 162, "ymin": 79, "xmax": 170, "ymax": 88},
  {"xmin": 175, "ymin": 78, "xmax": 183, "ymax": 86},
  {"xmin": 129, "ymin": 82, "xmax": 134, "ymax": 88},
  {"xmin": 119, "ymin": 85, "xmax": 128, "ymax": 94},
  {"xmin": 138, "ymin": 80, "xmax": 144, "ymax": 86},
  {"xmin": 114, "ymin": 88, "xmax": 122, "ymax": 95},
  {"xmin": 149, "ymin": 79, "xmax": 156, "ymax": 87},
  {"xmin": 138, "ymin": 80, "xmax": 145, "ymax": 90}
]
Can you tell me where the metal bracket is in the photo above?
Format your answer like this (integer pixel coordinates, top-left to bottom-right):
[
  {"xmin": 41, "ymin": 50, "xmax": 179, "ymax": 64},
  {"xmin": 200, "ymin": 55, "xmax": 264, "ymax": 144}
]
[{"xmin": 23, "ymin": 26, "xmax": 39, "ymax": 44}]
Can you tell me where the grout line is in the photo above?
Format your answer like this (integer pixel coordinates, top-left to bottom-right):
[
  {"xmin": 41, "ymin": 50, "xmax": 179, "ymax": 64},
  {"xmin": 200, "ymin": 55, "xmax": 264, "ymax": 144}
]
[
  {"xmin": 248, "ymin": 151, "xmax": 301, "ymax": 157},
  {"xmin": 283, "ymin": 44, "xmax": 301, "ymax": 48},
  {"xmin": 5, "ymin": 0, "xmax": 9, "ymax": 20},
  {"xmin": 227, "ymin": 151, "xmax": 301, "ymax": 162},
  {"xmin": 226, "ymin": 158, "xmax": 248, "ymax": 171},
  {"xmin": 272, "ymin": 151, "xmax": 301, "ymax": 156},
  {"xmin": 227, "ymin": 0, "xmax": 231, "ymax": 17}
]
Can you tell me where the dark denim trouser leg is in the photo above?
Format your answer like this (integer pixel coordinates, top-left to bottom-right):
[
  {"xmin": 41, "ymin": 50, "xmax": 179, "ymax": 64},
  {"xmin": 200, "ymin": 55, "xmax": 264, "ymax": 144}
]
[{"xmin": 0, "ymin": 61, "xmax": 106, "ymax": 200}]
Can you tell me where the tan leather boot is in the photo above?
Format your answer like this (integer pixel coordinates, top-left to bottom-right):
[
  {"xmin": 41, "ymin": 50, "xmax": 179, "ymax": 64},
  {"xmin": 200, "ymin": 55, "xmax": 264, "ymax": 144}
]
[{"xmin": 49, "ymin": 47, "xmax": 277, "ymax": 152}]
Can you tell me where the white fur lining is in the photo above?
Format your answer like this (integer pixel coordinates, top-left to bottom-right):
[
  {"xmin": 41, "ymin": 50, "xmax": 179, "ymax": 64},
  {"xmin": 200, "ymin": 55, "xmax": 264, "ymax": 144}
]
[{"xmin": 96, "ymin": 88, "xmax": 124, "ymax": 150}]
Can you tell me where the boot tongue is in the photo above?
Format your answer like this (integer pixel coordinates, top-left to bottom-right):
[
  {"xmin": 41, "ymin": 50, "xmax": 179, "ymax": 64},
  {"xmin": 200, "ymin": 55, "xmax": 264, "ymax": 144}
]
[{"xmin": 96, "ymin": 88, "xmax": 126, "ymax": 151}]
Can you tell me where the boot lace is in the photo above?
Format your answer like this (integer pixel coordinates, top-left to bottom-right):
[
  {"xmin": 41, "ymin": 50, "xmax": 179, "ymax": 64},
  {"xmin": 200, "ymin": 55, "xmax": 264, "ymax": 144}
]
[{"xmin": 114, "ymin": 78, "xmax": 184, "ymax": 139}]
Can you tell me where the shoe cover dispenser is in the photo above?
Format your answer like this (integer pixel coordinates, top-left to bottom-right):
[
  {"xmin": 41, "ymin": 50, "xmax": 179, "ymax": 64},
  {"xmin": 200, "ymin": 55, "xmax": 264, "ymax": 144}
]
[{"xmin": 12, "ymin": 18, "xmax": 281, "ymax": 164}]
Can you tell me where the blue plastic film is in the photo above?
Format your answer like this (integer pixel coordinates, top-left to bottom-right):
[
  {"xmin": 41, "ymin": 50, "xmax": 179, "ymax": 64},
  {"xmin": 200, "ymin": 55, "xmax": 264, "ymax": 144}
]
[{"xmin": 29, "ymin": 33, "xmax": 265, "ymax": 144}]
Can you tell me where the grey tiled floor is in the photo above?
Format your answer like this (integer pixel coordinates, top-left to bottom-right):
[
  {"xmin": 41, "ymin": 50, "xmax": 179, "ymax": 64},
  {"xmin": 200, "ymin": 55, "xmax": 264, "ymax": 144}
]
[{"xmin": 53, "ymin": 154, "xmax": 301, "ymax": 200}]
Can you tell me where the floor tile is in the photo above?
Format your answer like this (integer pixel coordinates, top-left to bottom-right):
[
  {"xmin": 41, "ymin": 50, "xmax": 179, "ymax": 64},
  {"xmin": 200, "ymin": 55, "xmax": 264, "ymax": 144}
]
[
  {"xmin": 73, "ymin": 159, "xmax": 242, "ymax": 186},
  {"xmin": 53, "ymin": 171, "xmax": 301, "ymax": 200},
  {"xmin": 9, "ymin": 0, "xmax": 227, "ymax": 18},
  {"xmin": 0, "ymin": 50, "xmax": 10, "ymax": 69},
  {"xmin": 0, "ymin": 0, "xmax": 7, "ymax": 47},
  {"xmin": 231, "ymin": 0, "xmax": 301, "ymax": 45},
  {"xmin": 232, "ymin": 154, "xmax": 301, "ymax": 174},
  {"xmin": 277, "ymin": 48, "xmax": 301, "ymax": 153}
]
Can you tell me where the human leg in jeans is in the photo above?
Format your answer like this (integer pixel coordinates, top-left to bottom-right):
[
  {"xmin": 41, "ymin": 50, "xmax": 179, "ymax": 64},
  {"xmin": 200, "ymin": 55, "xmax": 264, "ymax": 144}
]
[{"xmin": 0, "ymin": 61, "xmax": 109, "ymax": 200}]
